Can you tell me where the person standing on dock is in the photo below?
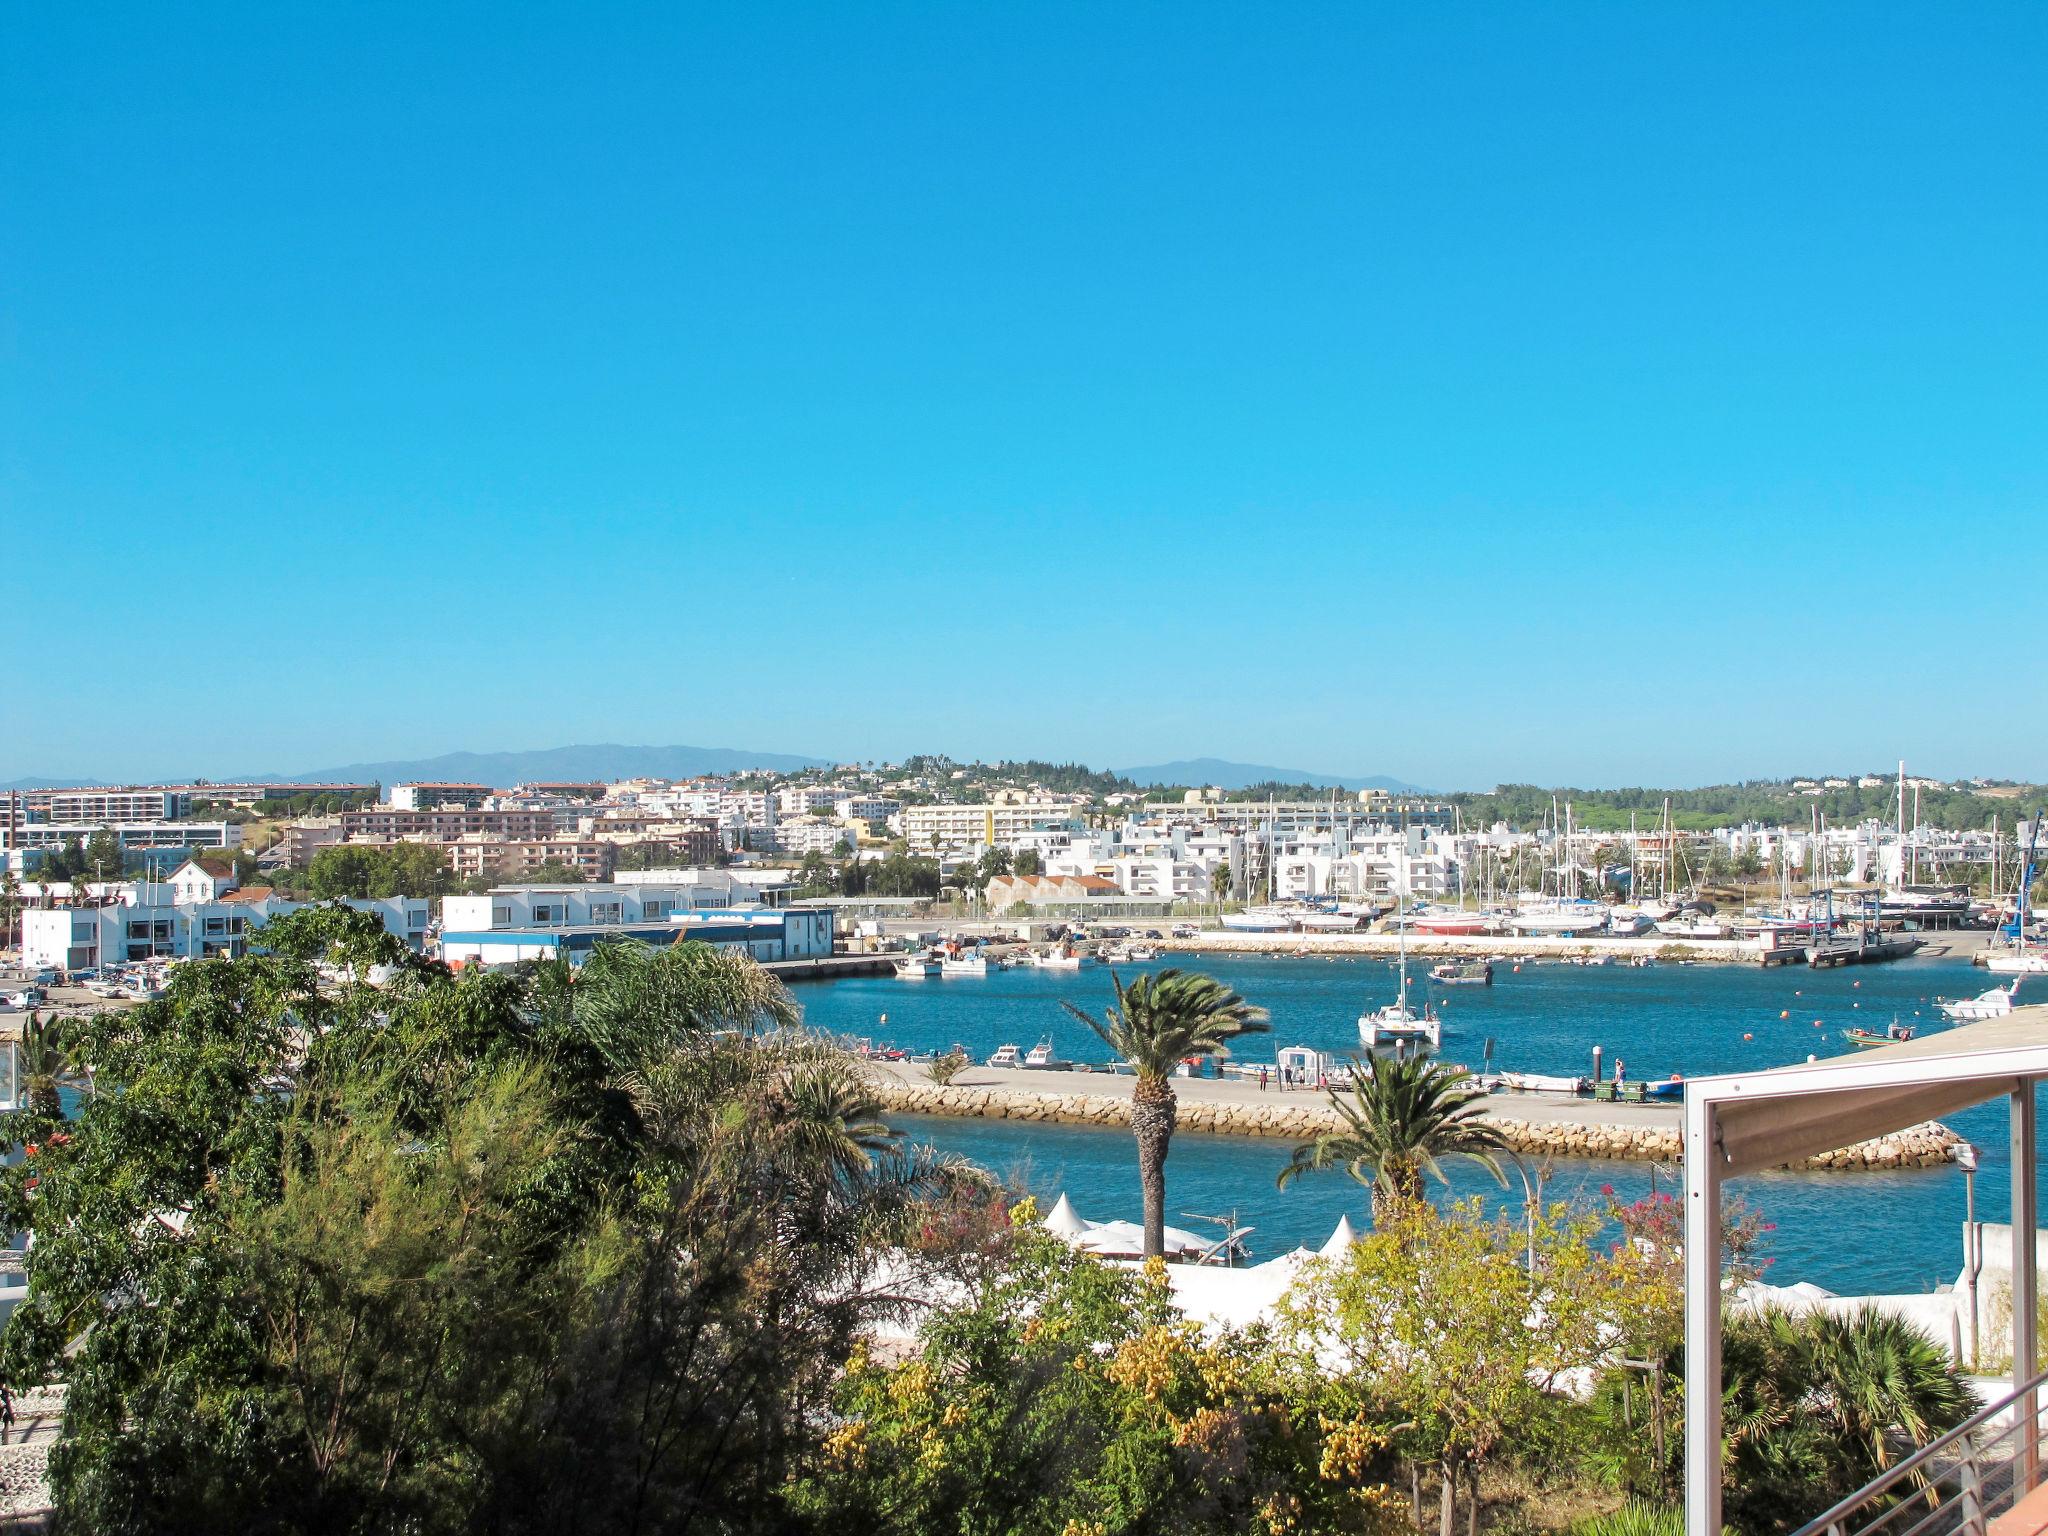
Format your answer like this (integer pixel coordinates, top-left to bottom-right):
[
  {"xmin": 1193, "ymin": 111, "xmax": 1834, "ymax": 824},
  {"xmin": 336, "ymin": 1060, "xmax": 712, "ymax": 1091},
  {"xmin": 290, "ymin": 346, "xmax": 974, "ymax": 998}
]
[{"xmin": 1613, "ymin": 1057, "xmax": 1626, "ymax": 1088}]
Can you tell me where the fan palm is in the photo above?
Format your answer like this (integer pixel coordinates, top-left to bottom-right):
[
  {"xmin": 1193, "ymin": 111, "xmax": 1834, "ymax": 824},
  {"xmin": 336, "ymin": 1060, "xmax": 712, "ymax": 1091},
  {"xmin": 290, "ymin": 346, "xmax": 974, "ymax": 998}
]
[
  {"xmin": 1276, "ymin": 1054, "xmax": 1506, "ymax": 1221},
  {"xmin": 1062, "ymin": 969, "xmax": 1269, "ymax": 1257}
]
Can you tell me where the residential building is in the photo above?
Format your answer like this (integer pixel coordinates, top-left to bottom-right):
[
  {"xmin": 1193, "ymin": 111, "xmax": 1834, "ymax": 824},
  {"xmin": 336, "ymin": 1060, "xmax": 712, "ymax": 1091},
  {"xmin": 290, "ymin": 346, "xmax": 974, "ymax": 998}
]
[
  {"xmin": 442, "ymin": 836, "xmax": 615, "ymax": 882},
  {"xmin": 168, "ymin": 857, "xmax": 240, "ymax": 905},
  {"xmin": 389, "ymin": 782, "xmax": 492, "ymax": 811},
  {"xmin": 0, "ymin": 820, "xmax": 243, "ymax": 856},
  {"xmin": 437, "ymin": 881, "xmax": 833, "ymax": 968},
  {"xmin": 984, "ymin": 873, "xmax": 1125, "ymax": 909},
  {"xmin": 279, "ymin": 816, "xmax": 347, "ymax": 865},
  {"xmin": 901, "ymin": 799, "xmax": 1080, "ymax": 854},
  {"xmin": 18, "ymin": 787, "xmax": 190, "ymax": 822},
  {"xmin": 22, "ymin": 891, "xmax": 430, "ymax": 970},
  {"xmin": 339, "ymin": 807, "xmax": 562, "ymax": 841}
]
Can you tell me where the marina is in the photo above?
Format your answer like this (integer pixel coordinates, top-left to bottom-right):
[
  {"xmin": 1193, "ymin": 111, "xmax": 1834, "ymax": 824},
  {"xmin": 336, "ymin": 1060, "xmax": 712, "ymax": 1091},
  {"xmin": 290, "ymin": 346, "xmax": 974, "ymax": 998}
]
[{"xmin": 793, "ymin": 948, "xmax": 2035, "ymax": 1293}]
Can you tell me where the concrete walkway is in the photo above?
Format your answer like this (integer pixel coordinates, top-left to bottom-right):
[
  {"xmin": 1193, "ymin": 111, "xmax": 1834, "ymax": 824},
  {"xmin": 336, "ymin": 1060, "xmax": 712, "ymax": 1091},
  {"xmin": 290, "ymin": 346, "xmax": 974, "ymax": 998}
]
[{"xmin": 865, "ymin": 1058, "xmax": 1683, "ymax": 1132}]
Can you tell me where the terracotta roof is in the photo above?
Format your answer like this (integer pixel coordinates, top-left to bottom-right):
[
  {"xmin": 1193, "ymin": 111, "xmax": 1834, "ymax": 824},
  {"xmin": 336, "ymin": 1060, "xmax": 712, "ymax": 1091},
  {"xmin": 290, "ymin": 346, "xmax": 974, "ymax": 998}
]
[
  {"xmin": 220, "ymin": 886, "xmax": 273, "ymax": 903},
  {"xmin": 194, "ymin": 857, "xmax": 234, "ymax": 877}
]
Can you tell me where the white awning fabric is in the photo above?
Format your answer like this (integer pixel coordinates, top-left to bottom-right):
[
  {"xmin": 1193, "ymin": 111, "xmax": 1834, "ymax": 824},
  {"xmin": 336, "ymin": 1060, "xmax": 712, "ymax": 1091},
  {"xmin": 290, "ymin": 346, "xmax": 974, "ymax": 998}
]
[{"xmin": 1692, "ymin": 1004, "xmax": 2048, "ymax": 1175}]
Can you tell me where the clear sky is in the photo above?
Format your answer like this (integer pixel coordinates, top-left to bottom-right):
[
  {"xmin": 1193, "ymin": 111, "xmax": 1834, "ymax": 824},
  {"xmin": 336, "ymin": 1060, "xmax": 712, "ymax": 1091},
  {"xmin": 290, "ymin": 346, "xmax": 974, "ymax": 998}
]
[{"xmin": 5, "ymin": 4, "xmax": 2044, "ymax": 790}]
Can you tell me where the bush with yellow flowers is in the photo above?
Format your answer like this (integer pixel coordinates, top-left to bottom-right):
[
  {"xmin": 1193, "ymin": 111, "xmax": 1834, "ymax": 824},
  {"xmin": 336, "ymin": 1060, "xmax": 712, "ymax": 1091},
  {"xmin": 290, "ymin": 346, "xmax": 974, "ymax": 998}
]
[{"xmin": 791, "ymin": 1221, "xmax": 1407, "ymax": 1535}]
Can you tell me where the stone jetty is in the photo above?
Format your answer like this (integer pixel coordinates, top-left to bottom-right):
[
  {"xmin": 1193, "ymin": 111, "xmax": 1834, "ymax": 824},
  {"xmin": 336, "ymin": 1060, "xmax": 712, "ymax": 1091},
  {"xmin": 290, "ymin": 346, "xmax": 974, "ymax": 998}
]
[{"xmin": 866, "ymin": 1067, "xmax": 1962, "ymax": 1173}]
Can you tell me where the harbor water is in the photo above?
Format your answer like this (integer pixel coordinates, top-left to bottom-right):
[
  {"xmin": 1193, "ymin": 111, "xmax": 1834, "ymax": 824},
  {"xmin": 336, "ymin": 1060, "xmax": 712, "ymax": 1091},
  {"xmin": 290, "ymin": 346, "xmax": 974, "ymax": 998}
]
[{"xmin": 792, "ymin": 951, "xmax": 2027, "ymax": 1294}]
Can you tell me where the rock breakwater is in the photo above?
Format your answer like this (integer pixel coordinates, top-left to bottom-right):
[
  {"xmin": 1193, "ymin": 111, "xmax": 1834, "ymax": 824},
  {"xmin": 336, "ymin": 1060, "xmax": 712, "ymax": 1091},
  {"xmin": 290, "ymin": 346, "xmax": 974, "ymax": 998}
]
[{"xmin": 871, "ymin": 1079, "xmax": 1962, "ymax": 1172}]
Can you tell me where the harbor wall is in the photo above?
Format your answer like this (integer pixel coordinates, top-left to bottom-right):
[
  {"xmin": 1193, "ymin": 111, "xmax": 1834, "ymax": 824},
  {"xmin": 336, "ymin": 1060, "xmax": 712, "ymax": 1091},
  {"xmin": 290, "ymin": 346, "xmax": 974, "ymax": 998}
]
[
  {"xmin": 872, "ymin": 1078, "xmax": 1963, "ymax": 1171},
  {"xmin": 1160, "ymin": 933, "xmax": 1766, "ymax": 963}
]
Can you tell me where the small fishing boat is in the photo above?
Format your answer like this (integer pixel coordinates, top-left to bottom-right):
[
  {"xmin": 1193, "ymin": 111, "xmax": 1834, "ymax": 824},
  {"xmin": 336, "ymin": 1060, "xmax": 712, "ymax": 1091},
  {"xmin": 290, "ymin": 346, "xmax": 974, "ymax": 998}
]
[
  {"xmin": 941, "ymin": 952, "xmax": 989, "ymax": 977},
  {"xmin": 893, "ymin": 953, "xmax": 941, "ymax": 979},
  {"xmin": 1429, "ymin": 959, "xmax": 1493, "ymax": 986},
  {"xmin": 985, "ymin": 1043, "xmax": 1025, "ymax": 1068},
  {"xmin": 1841, "ymin": 1020, "xmax": 1916, "ymax": 1048}
]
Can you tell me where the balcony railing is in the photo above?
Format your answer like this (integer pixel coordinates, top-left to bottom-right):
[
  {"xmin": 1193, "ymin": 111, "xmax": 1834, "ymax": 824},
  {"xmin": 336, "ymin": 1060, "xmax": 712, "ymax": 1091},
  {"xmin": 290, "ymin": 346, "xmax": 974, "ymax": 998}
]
[{"xmin": 1793, "ymin": 1370, "xmax": 2048, "ymax": 1536}]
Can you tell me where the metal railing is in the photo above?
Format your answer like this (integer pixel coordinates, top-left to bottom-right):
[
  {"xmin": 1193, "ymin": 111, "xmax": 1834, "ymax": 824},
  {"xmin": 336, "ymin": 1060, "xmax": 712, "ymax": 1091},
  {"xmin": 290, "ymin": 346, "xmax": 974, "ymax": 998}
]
[{"xmin": 1793, "ymin": 1370, "xmax": 2048, "ymax": 1536}]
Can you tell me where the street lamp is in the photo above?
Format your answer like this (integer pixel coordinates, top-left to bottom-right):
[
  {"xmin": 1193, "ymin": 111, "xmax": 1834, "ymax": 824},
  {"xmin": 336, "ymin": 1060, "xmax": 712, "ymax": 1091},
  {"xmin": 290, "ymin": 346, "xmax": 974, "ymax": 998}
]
[
  {"xmin": 1503, "ymin": 1148, "xmax": 1546, "ymax": 1277},
  {"xmin": 1959, "ymin": 1142, "xmax": 1984, "ymax": 1368}
]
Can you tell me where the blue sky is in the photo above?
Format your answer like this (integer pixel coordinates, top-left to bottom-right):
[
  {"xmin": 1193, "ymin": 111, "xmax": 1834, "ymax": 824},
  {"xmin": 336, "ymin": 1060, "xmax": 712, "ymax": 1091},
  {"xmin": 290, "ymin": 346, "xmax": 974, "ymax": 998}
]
[{"xmin": 5, "ymin": 4, "xmax": 2044, "ymax": 790}]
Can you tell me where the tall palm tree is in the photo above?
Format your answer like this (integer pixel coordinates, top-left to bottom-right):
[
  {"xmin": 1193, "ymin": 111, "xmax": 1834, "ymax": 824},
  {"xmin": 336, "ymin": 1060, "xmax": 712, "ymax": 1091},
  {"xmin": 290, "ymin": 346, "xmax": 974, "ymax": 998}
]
[
  {"xmin": 1063, "ymin": 969, "xmax": 1269, "ymax": 1257},
  {"xmin": 1277, "ymin": 1055, "xmax": 1506, "ymax": 1221}
]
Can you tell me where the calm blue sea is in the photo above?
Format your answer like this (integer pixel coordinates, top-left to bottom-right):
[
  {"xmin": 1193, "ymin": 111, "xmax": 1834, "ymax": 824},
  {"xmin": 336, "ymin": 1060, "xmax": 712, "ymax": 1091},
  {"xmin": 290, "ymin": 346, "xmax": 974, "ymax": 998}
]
[{"xmin": 791, "ymin": 951, "xmax": 2024, "ymax": 1295}]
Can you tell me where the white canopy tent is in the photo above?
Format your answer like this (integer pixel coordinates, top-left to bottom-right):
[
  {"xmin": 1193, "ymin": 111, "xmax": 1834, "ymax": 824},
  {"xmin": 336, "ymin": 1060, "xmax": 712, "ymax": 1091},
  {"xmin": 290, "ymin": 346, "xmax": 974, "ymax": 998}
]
[{"xmin": 1683, "ymin": 1004, "xmax": 2048, "ymax": 1536}]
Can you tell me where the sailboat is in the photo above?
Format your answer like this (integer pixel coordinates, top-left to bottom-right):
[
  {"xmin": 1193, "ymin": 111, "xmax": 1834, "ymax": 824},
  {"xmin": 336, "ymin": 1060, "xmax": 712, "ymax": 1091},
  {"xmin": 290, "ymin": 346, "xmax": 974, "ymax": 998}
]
[
  {"xmin": 1983, "ymin": 811, "xmax": 2047, "ymax": 975},
  {"xmin": 1358, "ymin": 904, "xmax": 1441, "ymax": 1050}
]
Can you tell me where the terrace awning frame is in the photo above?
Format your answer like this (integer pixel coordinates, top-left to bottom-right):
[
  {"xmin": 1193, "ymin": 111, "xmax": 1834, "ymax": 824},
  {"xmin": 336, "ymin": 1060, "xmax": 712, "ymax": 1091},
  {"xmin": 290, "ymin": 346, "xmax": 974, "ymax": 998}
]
[{"xmin": 1685, "ymin": 1010, "xmax": 2048, "ymax": 1536}]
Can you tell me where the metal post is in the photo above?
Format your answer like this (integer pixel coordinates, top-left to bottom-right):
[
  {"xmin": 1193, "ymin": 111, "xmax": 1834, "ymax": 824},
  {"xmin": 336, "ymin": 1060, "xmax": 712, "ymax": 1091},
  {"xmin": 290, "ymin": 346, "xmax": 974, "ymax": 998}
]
[
  {"xmin": 1683, "ymin": 1092, "xmax": 1723, "ymax": 1536},
  {"xmin": 2013, "ymin": 1083, "xmax": 2038, "ymax": 1493}
]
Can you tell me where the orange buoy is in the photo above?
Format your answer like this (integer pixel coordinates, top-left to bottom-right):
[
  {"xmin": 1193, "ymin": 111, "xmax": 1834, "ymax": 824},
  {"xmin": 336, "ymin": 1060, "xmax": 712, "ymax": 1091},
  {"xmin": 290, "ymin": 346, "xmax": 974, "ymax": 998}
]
[
  {"xmin": 1743, "ymin": 1033, "xmax": 1753, "ymax": 1041},
  {"xmin": 1780, "ymin": 1010, "xmax": 1790, "ymax": 1018}
]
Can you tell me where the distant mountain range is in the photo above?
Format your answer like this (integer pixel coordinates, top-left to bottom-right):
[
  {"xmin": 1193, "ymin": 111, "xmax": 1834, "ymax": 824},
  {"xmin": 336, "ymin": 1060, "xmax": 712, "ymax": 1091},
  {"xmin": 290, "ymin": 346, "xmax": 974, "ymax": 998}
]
[
  {"xmin": 4, "ymin": 745, "xmax": 1420, "ymax": 794},
  {"xmin": 1113, "ymin": 758, "xmax": 1425, "ymax": 793},
  {"xmin": 275, "ymin": 743, "xmax": 832, "ymax": 785},
  {"xmin": 1, "ymin": 744, "xmax": 830, "ymax": 792}
]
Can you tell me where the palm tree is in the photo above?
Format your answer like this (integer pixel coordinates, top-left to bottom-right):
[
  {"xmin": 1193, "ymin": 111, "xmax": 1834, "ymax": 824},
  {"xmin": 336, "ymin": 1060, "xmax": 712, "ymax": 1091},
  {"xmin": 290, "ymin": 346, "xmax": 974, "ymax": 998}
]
[
  {"xmin": 1277, "ymin": 1055, "xmax": 1506, "ymax": 1221},
  {"xmin": 1062, "ymin": 969, "xmax": 1269, "ymax": 1257},
  {"xmin": 18, "ymin": 1011, "xmax": 84, "ymax": 1122}
]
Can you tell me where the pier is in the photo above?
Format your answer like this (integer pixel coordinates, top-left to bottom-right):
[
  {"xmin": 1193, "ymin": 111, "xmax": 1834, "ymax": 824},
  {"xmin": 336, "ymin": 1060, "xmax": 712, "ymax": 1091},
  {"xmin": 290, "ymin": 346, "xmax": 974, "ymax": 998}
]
[{"xmin": 863, "ymin": 1060, "xmax": 1962, "ymax": 1170}]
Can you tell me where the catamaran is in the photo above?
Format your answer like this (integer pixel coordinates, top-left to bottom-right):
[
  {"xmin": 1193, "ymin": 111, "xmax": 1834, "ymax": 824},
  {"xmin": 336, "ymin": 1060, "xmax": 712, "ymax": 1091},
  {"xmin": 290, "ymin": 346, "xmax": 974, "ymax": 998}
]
[{"xmin": 1358, "ymin": 918, "xmax": 1442, "ymax": 1050}]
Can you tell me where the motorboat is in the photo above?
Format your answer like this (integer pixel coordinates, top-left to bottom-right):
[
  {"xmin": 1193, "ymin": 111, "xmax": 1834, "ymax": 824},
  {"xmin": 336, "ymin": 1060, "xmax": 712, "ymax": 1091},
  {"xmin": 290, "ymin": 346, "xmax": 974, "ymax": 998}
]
[
  {"xmin": 893, "ymin": 953, "xmax": 942, "ymax": 979},
  {"xmin": 1982, "ymin": 949, "xmax": 2048, "ymax": 976},
  {"xmin": 1938, "ymin": 980, "xmax": 2023, "ymax": 1022},
  {"xmin": 986, "ymin": 1043, "xmax": 1025, "ymax": 1068},
  {"xmin": 1604, "ymin": 910, "xmax": 1654, "ymax": 936},
  {"xmin": 1020, "ymin": 947, "xmax": 1083, "ymax": 970},
  {"xmin": 1655, "ymin": 916, "xmax": 1729, "ymax": 940},
  {"xmin": 1021, "ymin": 1037, "xmax": 1074, "ymax": 1070},
  {"xmin": 1429, "ymin": 960, "xmax": 1492, "ymax": 986},
  {"xmin": 941, "ymin": 953, "xmax": 989, "ymax": 977},
  {"xmin": 1124, "ymin": 945, "xmax": 1160, "ymax": 962}
]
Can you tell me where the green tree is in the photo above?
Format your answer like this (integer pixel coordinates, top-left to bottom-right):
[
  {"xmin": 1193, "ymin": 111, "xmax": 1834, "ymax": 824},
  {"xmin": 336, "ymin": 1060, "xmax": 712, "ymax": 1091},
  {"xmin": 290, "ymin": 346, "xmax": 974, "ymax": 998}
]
[
  {"xmin": 1283, "ymin": 1196, "xmax": 1669, "ymax": 1536},
  {"xmin": 1062, "ymin": 970, "xmax": 1269, "ymax": 1257},
  {"xmin": 1013, "ymin": 847, "xmax": 1043, "ymax": 877},
  {"xmin": 1277, "ymin": 1057, "xmax": 1507, "ymax": 1223},
  {"xmin": 1708, "ymin": 1308, "xmax": 1973, "ymax": 1533}
]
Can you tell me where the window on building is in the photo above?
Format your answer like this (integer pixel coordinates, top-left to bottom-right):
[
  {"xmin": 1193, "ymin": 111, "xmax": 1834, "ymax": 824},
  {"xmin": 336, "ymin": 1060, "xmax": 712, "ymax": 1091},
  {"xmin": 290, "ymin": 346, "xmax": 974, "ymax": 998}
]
[{"xmin": 492, "ymin": 904, "xmax": 514, "ymax": 926}]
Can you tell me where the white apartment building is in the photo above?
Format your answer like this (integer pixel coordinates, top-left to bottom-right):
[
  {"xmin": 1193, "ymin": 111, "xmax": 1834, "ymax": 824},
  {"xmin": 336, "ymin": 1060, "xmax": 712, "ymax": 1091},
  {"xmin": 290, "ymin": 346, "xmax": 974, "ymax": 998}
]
[
  {"xmin": 835, "ymin": 795, "xmax": 900, "ymax": 826},
  {"xmin": 776, "ymin": 785, "xmax": 841, "ymax": 816},
  {"xmin": 437, "ymin": 880, "xmax": 833, "ymax": 968},
  {"xmin": 22, "ymin": 892, "xmax": 430, "ymax": 971},
  {"xmin": 778, "ymin": 820, "xmax": 859, "ymax": 855},
  {"xmin": 900, "ymin": 799, "xmax": 1080, "ymax": 854},
  {"xmin": 0, "ymin": 820, "xmax": 243, "ymax": 856},
  {"xmin": 1271, "ymin": 830, "xmax": 1455, "ymax": 902}
]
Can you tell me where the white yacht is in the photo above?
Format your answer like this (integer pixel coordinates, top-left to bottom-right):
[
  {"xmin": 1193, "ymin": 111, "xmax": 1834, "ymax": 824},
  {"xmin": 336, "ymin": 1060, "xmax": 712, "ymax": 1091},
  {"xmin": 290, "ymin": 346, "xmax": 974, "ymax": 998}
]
[
  {"xmin": 1021, "ymin": 1037, "xmax": 1074, "ymax": 1070},
  {"xmin": 1219, "ymin": 906, "xmax": 1297, "ymax": 932},
  {"xmin": 1982, "ymin": 948, "xmax": 2048, "ymax": 976},
  {"xmin": 1939, "ymin": 980, "xmax": 2023, "ymax": 1022},
  {"xmin": 985, "ymin": 1043, "xmax": 1024, "ymax": 1068},
  {"xmin": 1508, "ymin": 900, "xmax": 1611, "ymax": 937}
]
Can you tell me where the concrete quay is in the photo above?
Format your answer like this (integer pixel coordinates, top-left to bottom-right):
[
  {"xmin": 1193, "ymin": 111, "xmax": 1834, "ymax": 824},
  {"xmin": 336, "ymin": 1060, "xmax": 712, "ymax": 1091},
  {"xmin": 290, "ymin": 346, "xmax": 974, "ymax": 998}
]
[{"xmin": 864, "ymin": 1060, "xmax": 1962, "ymax": 1171}]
